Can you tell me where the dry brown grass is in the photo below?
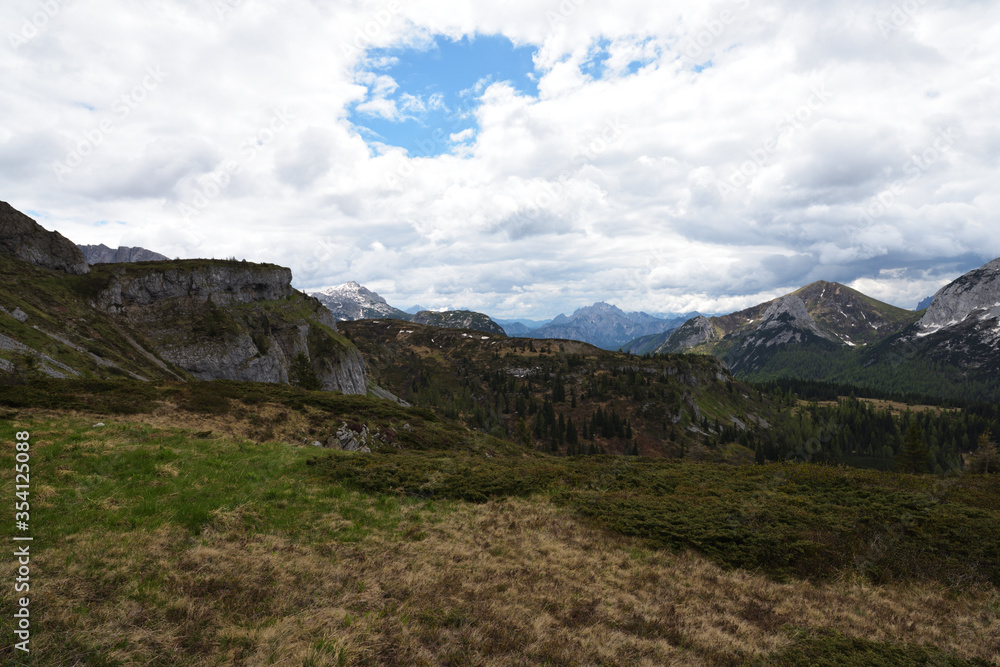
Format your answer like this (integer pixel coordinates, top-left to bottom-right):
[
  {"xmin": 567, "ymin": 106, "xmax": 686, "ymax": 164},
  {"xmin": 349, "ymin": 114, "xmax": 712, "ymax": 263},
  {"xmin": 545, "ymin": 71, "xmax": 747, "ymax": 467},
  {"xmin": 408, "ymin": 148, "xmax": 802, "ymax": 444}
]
[
  {"xmin": 9, "ymin": 496, "xmax": 999, "ymax": 666},
  {"xmin": 10, "ymin": 402, "xmax": 325, "ymax": 447},
  {"xmin": 800, "ymin": 398, "xmax": 960, "ymax": 417}
]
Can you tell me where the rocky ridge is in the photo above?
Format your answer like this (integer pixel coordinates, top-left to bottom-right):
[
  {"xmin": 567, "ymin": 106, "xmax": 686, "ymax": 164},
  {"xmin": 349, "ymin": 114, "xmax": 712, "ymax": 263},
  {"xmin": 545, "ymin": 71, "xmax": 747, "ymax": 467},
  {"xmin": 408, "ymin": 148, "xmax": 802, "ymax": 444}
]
[
  {"xmin": 0, "ymin": 201, "xmax": 89, "ymax": 275},
  {"xmin": 79, "ymin": 243, "xmax": 169, "ymax": 264},
  {"xmin": 652, "ymin": 281, "xmax": 919, "ymax": 374},
  {"xmin": 0, "ymin": 202, "xmax": 366, "ymax": 394},
  {"xmin": 917, "ymin": 258, "xmax": 1000, "ymax": 334},
  {"xmin": 411, "ymin": 310, "xmax": 506, "ymax": 336}
]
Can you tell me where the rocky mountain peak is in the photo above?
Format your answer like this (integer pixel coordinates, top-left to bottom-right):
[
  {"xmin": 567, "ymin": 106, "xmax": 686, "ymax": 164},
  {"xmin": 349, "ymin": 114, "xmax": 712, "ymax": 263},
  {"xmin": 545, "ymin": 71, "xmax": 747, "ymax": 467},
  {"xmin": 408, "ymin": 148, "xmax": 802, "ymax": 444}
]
[
  {"xmin": 533, "ymin": 301, "xmax": 684, "ymax": 350},
  {"xmin": 310, "ymin": 281, "xmax": 409, "ymax": 321},
  {"xmin": 918, "ymin": 258, "xmax": 1000, "ymax": 333},
  {"xmin": 0, "ymin": 201, "xmax": 89, "ymax": 275}
]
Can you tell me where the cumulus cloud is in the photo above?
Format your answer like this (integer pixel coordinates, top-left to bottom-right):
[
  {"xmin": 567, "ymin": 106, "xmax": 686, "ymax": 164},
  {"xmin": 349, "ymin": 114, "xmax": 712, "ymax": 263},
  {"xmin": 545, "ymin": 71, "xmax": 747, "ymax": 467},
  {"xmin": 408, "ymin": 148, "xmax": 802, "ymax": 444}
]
[{"xmin": 2, "ymin": 0, "xmax": 999, "ymax": 319}]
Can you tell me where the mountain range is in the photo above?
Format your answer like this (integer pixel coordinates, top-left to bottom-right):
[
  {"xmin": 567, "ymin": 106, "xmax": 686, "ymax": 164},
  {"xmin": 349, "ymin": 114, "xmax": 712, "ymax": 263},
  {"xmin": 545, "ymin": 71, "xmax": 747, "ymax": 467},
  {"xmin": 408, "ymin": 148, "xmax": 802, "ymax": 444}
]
[
  {"xmin": 309, "ymin": 282, "xmax": 507, "ymax": 336},
  {"xmin": 312, "ymin": 282, "xmax": 693, "ymax": 350},
  {"xmin": 5, "ymin": 199, "xmax": 998, "ymax": 402},
  {"xmin": 527, "ymin": 302, "xmax": 696, "ymax": 350},
  {"xmin": 648, "ymin": 269, "xmax": 1000, "ymax": 402}
]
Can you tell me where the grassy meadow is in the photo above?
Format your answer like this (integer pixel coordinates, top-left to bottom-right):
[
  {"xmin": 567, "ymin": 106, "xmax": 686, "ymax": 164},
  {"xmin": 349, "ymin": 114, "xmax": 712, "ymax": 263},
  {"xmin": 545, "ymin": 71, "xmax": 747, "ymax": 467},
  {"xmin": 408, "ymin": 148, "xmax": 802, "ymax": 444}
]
[{"xmin": 0, "ymin": 382, "xmax": 998, "ymax": 665}]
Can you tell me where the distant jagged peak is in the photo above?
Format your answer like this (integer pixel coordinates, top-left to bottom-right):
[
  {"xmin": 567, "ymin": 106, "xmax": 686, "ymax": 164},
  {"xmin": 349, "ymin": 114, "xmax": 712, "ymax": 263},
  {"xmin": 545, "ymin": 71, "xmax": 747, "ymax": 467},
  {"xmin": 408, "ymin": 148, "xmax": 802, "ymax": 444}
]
[
  {"xmin": 309, "ymin": 280, "xmax": 409, "ymax": 322},
  {"xmin": 78, "ymin": 243, "xmax": 168, "ymax": 264},
  {"xmin": 318, "ymin": 280, "xmax": 364, "ymax": 293},
  {"xmin": 918, "ymin": 257, "xmax": 1000, "ymax": 333}
]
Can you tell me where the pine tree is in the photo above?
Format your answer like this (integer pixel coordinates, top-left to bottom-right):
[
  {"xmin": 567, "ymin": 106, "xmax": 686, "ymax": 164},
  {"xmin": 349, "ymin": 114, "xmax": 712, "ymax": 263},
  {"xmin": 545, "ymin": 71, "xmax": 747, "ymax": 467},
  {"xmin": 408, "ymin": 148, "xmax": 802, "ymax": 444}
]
[
  {"xmin": 969, "ymin": 428, "xmax": 999, "ymax": 474},
  {"xmin": 895, "ymin": 423, "xmax": 929, "ymax": 473},
  {"xmin": 566, "ymin": 416, "xmax": 578, "ymax": 446},
  {"xmin": 290, "ymin": 353, "xmax": 322, "ymax": 391}
]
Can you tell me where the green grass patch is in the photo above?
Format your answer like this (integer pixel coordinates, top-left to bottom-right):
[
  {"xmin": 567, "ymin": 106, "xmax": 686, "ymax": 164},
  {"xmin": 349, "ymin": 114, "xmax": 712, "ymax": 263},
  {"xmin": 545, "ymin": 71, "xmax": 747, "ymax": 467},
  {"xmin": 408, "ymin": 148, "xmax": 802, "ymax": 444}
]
[
  {"xmin": 314, "ymin": 451, "xmax": 1000, "ymax": 587},
  {"xmin": 0, "ymin": 417, "xmax": 450, "ymax": 548},
  {"xmin": 749, "ymin": 628, "xmax": 994, "ymax": 666}
]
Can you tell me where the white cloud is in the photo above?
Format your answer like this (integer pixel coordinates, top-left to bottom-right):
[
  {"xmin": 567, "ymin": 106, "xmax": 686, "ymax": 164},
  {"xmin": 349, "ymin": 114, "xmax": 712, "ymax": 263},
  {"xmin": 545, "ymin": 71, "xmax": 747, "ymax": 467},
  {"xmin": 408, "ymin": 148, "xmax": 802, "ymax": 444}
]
[{"xmin": 2, "ymin": 0, "xmax": 999, "ymax": 320}]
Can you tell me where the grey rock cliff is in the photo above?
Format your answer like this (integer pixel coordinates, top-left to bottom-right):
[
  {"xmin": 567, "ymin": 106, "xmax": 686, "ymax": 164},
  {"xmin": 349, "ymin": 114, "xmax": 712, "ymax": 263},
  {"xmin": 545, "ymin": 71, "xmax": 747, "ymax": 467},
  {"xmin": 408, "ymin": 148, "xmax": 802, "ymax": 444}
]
[
  {"xmin": 79, "ymin": 243, "xmax": 169, "ymax": 264},
  {"xmin": 661, "ymin": 315, "xmax": 716, "ymax": 352},
  {"xmin": 758, "ymin": 295, "xmax": 832, "ymax": 341},
  {"xmin": 94, "ymin": 261, "xmax": 367, "ymax": 394},
  {"xmin": 95, "ymin": 264, "xmax": 297, "ymax": 313},
  {"xmin": 0, "ymin": 201, "xmax": 89, "ymax": 274},
  {"xmin": 918, "ymin": 258, "xmax": 1000, "ymax": 332}
]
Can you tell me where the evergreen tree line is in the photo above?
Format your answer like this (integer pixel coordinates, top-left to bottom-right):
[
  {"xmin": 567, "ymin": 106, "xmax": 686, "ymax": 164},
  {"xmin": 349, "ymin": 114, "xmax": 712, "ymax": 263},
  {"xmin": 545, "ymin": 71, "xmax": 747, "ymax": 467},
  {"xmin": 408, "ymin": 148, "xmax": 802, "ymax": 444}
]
[{"xmin": 722, "ymin": 396, "xmax": 998, "ymax": 473}]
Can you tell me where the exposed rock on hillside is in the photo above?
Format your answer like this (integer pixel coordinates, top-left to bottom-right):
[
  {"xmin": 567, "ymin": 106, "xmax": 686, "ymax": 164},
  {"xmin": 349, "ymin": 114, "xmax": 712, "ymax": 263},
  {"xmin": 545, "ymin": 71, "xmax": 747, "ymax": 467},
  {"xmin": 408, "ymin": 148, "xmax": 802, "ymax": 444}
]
[
  {"xmin": 659, "ymin": 315, "xmax": 717, "ymax": 353},
  {"xmin": 918, "ymin": 258, "xmax": 1000, "ymax": 333},
  {"xmin": 0, "ymin": 201, "xmax": 89, "ymax": 275},
  {"xmin": 79, "ymin": 243, "xmax": 169, "ymax": 264},
  {"xmin": 95, "ymin": 263, "xmax": 296, "ymax": 314},
  {"xmin": 867, "ymin": 257, "xmax": 1000, "ymax": 387},
  {"xmin": 93, "ymin": 261, "xmax": 366, "ymax": 394}
]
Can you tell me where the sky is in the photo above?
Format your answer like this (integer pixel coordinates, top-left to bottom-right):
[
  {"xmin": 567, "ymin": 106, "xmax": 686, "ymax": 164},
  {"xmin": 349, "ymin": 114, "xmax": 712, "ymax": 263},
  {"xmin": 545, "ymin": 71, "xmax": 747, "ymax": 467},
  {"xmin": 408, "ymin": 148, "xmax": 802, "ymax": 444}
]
[{"xmin": 1, "ymin": 0, "xmax": 998, "ymax": 318}]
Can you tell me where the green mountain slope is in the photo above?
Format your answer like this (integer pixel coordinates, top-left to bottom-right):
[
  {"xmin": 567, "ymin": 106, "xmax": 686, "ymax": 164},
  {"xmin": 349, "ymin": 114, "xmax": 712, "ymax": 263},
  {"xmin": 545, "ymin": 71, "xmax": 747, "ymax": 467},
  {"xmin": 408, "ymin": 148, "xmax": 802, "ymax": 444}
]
[{"xmin": 342, "ymin": 319, "xmax": 777, "ymax": 458}]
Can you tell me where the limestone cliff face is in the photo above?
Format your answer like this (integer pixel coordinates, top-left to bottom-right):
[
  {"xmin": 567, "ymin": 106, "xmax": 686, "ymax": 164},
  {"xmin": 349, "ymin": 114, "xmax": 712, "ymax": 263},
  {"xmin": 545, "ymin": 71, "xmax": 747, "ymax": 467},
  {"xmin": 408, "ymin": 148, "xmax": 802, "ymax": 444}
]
[
  {"xmin": 93, "ymin": 261, "xmax": 367, "ymax": 394},
  {"xmin": 95, "ymin": 263, "xmax": 296, "ymax": 313},
  {"xmin": 0, "ymin": 201, "xmax": 89, "ymax": 275}
]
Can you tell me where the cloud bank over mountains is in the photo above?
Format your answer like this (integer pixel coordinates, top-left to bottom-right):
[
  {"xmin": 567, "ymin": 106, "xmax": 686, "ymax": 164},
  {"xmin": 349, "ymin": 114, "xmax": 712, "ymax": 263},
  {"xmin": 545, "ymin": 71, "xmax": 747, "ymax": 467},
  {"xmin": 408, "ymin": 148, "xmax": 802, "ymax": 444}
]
[{"xmin": 2, "ymin": 0, "xmax": 997, "ymax": 317}]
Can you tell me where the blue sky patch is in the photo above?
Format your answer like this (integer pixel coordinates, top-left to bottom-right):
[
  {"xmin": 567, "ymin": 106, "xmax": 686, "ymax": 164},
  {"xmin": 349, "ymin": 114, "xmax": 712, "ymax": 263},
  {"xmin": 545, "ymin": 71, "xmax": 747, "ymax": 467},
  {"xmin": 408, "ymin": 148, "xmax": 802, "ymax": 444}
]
[{"xmin": 350, "ymin": 34, "xmax": 539, "ymax": 157}]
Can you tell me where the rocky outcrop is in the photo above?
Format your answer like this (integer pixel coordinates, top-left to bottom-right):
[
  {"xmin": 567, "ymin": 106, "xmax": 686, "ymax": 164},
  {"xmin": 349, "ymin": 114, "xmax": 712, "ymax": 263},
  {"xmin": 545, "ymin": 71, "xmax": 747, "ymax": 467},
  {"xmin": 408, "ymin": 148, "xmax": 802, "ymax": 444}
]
[
  {"xmin": 95, "ymin": 263, "xmax": 296, "ymax": 315},
  {"xmin": 758, "ymin": 295, "xmax": 832, "ymax": 341},
  {"xmin": 0, "ymin": 201, "xmax": 89, "ymax": 274},
  {"xmin": 78, "ymin": 243, "xmax": 168, "ymax": 264},
  {"xmin": 93, "ymin": 261, "xmax": 367, "ymax": 394},
  {"xmin": 918, "ymin": 258, "xmax": 1000, "ymax": 333},
  {"xmin": 660, "ymin": 315, "xmax": 716, "ymax": 353}
]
